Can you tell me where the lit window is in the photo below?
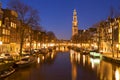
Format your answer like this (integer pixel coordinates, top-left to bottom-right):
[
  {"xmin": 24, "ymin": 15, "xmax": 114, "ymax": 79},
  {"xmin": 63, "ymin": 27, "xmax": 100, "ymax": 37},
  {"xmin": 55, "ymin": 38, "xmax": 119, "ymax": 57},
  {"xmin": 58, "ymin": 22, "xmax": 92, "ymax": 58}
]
[
  {"xmin": 2, "ymin": 29, "xmax": 5, "ymax": 34},
  {"xmin": 11, "ymin": 22, "xmax": 12, "ymax": 27},
  {"xmin": 108, "ymin": 28, "xmax": 112, "ymax": 33},
  {"xmin": 12, "ymin": 22, "xmax": 13, "ymax": 27},
  {"xmin": 14, "ymin": 24, "xmax": 16, "ymax": 28},
  {"xmin": 14, "ymin": 23, "xmax": 15, "ymax": 28}
]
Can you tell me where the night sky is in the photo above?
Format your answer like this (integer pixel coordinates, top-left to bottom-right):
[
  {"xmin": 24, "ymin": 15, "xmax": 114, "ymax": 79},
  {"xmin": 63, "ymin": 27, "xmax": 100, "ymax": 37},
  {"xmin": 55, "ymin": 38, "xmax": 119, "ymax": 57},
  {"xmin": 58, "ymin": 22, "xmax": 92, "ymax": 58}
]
[{"xmin": 1, "ymin": 0, "xmax": 120, "ymax": 40}]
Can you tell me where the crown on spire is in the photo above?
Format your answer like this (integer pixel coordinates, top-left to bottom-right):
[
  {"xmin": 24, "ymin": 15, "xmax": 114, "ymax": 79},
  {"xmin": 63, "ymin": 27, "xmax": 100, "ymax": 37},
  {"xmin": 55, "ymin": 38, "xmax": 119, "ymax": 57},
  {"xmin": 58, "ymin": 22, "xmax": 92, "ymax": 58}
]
[{"xmin": 73, "ymin": 9, "xmax": 77, "ymax": 16}]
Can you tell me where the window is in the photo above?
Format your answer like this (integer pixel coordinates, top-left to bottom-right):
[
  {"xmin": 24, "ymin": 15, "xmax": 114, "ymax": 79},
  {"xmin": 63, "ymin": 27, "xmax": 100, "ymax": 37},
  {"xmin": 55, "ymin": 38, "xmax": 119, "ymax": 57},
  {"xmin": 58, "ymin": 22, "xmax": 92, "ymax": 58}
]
[
  {"xmin": 14, "ymin": 24, "xmax": 16, "ymax": 28},
  {"xmin": 11, "ymin": 22, "xmax": 14, "ymax": 27},
  {"xmin": 7, "ymin": 30, "xmax": 10, "ymax": 35},
  {"xmin": 11, "ymin": 22, "xmax": 16, "ymax": 28},
  {"xmin": 108, "ymin": 28, "xmax": 112, "ymax": 33},
  {"xmin": 2, "ymin": 29, "xmax": 5, "ymax": 34}
]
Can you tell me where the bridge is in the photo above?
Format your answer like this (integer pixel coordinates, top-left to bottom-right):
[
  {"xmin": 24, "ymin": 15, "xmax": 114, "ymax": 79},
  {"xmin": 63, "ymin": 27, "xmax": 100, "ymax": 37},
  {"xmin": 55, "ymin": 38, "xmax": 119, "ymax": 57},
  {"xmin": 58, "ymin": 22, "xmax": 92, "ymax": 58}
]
[{"xmin": 40, "ymin": 40, "xmax": 82, "ymax": 51}]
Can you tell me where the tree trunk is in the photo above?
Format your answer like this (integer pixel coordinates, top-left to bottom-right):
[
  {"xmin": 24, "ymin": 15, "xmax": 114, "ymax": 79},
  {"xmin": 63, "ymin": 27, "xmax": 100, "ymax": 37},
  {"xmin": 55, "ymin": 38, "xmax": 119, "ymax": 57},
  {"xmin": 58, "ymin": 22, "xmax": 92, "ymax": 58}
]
[
  {"xmin": 19, "ymin": 30, "xmax": 24, "ymax": 56},
  {"xmin": 29, "ymin": 34, "xmax": 32, "ymax": 54}
]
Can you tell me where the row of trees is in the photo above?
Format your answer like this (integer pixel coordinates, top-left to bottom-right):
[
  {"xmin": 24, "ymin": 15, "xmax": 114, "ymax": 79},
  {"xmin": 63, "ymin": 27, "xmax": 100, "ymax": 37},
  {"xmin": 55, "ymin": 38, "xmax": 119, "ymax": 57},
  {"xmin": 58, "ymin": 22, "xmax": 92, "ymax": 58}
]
[{"xmin": 7, "ymin": 0, "xmax": 56, "ymax": 55}]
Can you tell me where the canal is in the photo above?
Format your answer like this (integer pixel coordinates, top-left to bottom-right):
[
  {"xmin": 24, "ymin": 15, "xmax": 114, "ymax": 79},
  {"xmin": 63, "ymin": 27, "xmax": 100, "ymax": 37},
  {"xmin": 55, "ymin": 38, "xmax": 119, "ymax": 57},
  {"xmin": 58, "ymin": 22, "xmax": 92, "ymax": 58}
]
[{"xmin": 4, "ymin": 49, "xmax": 120, "ymax": 80}]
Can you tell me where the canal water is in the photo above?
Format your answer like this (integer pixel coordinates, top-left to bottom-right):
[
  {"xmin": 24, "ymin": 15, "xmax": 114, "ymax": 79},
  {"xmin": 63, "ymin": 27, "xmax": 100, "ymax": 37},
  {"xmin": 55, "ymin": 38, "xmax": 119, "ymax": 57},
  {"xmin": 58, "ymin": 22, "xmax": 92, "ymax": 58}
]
[{"xmin": 4, "ymin": 49, "xmax": 120, "ymax": 80}]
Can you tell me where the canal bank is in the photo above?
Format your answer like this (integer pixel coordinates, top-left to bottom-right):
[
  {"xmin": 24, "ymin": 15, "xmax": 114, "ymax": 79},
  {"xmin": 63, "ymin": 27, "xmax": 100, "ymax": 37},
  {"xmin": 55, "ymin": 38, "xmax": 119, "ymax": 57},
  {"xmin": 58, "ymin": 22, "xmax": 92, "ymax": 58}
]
[{"xmin": 102, "ymin": 53, "xmax": 120, "ymax": 65}]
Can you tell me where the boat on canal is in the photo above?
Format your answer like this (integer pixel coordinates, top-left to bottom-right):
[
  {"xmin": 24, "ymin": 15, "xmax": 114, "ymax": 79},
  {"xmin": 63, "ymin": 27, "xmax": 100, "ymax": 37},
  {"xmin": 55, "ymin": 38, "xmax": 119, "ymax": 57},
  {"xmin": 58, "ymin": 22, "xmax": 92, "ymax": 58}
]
[
  {"xmin": 15, "ymin": 56, "xmax": 35, "ymax": 68},
  {"xmin": 39, "ymin": 48, "xmax": 49, "ymax": 54},
  {"xmin": 0, "ymin": 66, "xmax": 15, "ymax": 79},
  {"xmin": 89, "ymin": 50, "xmax": 101, "ymax": 58},
  {"xmin": 13, "ymin": 51, "xmax": 36, "ymax": 68}
]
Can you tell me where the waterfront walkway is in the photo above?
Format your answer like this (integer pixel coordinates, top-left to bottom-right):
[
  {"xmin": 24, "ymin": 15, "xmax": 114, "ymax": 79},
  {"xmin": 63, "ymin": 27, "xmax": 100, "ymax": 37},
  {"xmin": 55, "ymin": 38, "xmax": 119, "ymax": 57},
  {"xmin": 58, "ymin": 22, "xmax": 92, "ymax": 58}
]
[{"xmin": 102, "ymin": 52, "xmax": 120, "ymax": 64}]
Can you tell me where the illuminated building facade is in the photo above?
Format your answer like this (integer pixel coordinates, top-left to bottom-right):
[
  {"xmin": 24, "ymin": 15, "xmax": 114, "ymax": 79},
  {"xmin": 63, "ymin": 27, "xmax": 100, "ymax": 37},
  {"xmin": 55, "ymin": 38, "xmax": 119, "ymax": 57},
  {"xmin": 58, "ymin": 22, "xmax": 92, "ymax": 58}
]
[
  {"xmin": 72, "ymin": 9, "xmax": 78, "ymax": 37},
  {"xmin": 93, "ymin": 17, "xmax": 120, "ymax": 54},
  {"xmin": 2, "ymin": 9, "xmax": 20, "ymax": 53}
]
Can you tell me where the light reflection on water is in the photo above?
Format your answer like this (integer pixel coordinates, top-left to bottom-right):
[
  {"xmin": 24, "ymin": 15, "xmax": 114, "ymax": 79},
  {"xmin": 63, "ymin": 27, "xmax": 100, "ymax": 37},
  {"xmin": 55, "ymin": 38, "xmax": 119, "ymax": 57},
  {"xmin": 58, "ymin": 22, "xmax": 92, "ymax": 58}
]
[
  {"xmin": 4, "ymin": 49, "xmax": 120, "ymax": 80},
  {"xmin": 115, "ymin": 68, "xmax": 120, "ymax": 80},
  {"xmin": 90, "ymin": 58, "xmax": 100, "ymax": 69},
  {"xmin": 37, "ymin": 57, "xmax": 40, "ymax": 64},
  {"xmin": 69, "ymin": 50, "xmax": 120, "ymax": 80}
]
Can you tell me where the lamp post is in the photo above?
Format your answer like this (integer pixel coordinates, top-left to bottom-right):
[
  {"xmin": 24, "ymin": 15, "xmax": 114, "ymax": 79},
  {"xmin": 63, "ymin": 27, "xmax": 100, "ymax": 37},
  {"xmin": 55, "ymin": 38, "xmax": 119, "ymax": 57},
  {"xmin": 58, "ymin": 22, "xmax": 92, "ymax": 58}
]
[{"xmin": 116, "ymin": 44, "xmax": 119, "ymax": 58}]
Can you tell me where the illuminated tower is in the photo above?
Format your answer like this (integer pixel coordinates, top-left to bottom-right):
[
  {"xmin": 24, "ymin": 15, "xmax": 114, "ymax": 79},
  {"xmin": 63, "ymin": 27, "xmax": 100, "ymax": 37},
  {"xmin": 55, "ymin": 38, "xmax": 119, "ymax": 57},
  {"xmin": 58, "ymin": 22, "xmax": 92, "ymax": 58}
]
[{"xmin": 72, "ymin": 9, "xmax": 78, "ymax": 36}]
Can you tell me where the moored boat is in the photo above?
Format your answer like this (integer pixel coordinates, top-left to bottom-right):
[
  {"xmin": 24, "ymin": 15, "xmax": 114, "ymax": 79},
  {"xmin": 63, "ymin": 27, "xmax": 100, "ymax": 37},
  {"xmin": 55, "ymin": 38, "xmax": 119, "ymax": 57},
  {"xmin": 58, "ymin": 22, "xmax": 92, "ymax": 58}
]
[
  {"xmin": 15, "ymin": 56, "xmax": 35, "ymax": 68},
  {"xmin": 39, "ymin": 48, "xmax": 49, "ymax": 54},
  {"xmin": 89, "ymin": 50, "xmax": 101, "ymax": 58},
  {"xmin": 0, "ymin": 67, "xmax": 15, "ymax": 79}
]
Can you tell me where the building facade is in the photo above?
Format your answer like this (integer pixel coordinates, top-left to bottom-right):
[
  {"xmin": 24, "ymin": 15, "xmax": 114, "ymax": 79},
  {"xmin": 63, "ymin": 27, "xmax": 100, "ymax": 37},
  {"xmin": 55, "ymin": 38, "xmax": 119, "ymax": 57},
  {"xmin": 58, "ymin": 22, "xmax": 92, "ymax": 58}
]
[
  {"xmin": 2, "ymin": 9, "xmax": 20, "ymax": 53},
  {"xmin": 72, "ymin": 9, "xmax": 78, "ymax": 37}
]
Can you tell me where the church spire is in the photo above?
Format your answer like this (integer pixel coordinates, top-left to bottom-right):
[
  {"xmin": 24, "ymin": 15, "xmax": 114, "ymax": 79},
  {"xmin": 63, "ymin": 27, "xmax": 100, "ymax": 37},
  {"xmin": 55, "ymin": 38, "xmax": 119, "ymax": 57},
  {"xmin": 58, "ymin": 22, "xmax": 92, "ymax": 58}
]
[
  {"xmin": 72, "ymin": 9, "xmax": 78, "ymax": 36},
  {"xmin": 73, "ymin": 9, "xmax": 77, "ymax": 16}
]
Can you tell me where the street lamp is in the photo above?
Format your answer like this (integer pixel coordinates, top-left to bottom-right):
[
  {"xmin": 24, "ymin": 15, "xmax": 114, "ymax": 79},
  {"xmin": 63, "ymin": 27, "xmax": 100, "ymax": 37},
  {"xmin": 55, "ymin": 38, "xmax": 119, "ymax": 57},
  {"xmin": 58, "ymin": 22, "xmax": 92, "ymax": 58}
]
[
  {"xmin": 0, "ymin": 41, "xmax": 2, "ymax": 52},
  {"xmin": 116, "ymin": 44, "xmax": 119, "ymax": 58}
]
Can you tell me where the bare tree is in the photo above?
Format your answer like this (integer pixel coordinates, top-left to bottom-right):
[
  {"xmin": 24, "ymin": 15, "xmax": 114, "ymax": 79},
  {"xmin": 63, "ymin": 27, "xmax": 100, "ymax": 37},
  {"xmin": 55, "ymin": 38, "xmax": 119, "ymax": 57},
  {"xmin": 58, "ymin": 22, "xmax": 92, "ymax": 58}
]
[
  {"xmin": 7, "ymin": 0, "xmax": 40, "ymax": 56},
  {"xmin": 47, "ymin": 31, "xmax": 57, "ymax": 42},
  {"xmin": 109, "ymin": 6, "xmax": 120, "ymax": 18}
]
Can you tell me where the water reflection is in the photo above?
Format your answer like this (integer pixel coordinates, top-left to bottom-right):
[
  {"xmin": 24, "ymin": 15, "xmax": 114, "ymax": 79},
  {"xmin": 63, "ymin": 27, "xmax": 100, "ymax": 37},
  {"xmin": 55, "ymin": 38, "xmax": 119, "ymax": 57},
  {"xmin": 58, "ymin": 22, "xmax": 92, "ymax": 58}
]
[
  {"xmin": 37, "ymin": 57, "xmax": 40, "ymax": 64},
  {"xmin": 90, "ymin": 58, "xmax": 100, "ymax": 69},
  {"xmin": 5, "ymin": 51, "xmax": 57, "ymax": 80},
  {"xmin": 56, "ymin": 46, "xmax": 69, "ymax": 52},
  {"xmin": 4, "ymin": 49, "xmax": 120, "ymax": 80},
  {"xmin": 69, "ymin": 49, "xmax": 120, "ymax": 80},
  {"xmin": 70, "ymin": 50, "xmax": 77, "ymax": 80},
  {"xmin": 100, "ymin": 61, "xmax": 113, "ymax": 80},
  {"xmin": 83, "ymin": 55, "xmax": 85, "ymax": 66},
  {"xmin": 115, "ymin": 68, "xmax": 120, "ymax": 80}
]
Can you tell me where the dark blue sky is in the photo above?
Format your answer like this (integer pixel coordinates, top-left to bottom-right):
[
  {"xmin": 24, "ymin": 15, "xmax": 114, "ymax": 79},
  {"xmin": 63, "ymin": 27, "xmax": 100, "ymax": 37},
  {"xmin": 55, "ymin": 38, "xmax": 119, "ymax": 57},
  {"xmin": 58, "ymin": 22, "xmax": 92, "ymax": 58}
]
[{"xmin": 1, "ymin": 0, "xmax": 120, "ymax": 40}]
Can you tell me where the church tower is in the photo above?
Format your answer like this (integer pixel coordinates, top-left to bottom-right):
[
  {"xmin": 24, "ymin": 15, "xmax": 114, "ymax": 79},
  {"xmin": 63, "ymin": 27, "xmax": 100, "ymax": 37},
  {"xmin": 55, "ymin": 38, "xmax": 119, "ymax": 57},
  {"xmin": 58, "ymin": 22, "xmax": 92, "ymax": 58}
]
[{"xmin": 72, "ymin": 9, "xmax": 78, "ymax": 37}]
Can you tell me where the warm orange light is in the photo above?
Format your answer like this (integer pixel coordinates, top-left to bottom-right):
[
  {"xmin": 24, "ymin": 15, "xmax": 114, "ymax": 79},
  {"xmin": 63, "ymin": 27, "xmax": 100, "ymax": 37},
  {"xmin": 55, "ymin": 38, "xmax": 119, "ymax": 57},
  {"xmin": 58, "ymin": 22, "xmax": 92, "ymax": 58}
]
[
  {"xmin": 37, "ymin": 57, "xmax": 40, "ymax": 63},
  {"xmin": 26, "ymin": 43, "xmax": 29, "ymax": 46},
  {"xmin": 115, "ymin": 68, "xmax": 120, "ymax": 80},
  {"xmin": 0, "ymin": 41, "xmax": 2, "ymax": 45},
  {"xmin": 49, "ymin": 43, "xmax": 55, "ymax": 47}
]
